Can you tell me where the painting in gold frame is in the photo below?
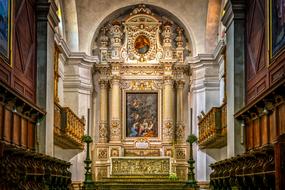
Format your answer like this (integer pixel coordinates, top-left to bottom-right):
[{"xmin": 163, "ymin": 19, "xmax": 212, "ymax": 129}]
[
  {"xmin": 126, "ymin": 92, "xmax": 158, "ymax": 138},
  {"xmin": 0, "ymin": 0, "xmax": 12, "ymax": 64},
  {"xmin": 270, "ymin": 0, "xmax": 285, "ymax": 60}
]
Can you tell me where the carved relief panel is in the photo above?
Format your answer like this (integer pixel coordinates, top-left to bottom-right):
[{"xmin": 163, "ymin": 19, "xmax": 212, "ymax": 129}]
[
  {"xmin": 94, "ymin": 4, "xmax": 190, "ymax": 64},
  {"xmin": 121, "ymin": 9, "xmax": 163, "ymax": 63}
]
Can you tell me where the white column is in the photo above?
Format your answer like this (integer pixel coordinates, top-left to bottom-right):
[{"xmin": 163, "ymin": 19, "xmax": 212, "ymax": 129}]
[
  {"xmin": 110, "ymin": 76, "xmax": 121, "ymax": 142},
  {"xmin": 99, "ymin": 80, "xmax": 108, "ymax": 143},
  {"xmin": 176, "ymin": 80, "xmax": 185, "ymax": 144},
  {"xmin": 163, "ymin": 76, "xmax": 175, "ymax": 143}
]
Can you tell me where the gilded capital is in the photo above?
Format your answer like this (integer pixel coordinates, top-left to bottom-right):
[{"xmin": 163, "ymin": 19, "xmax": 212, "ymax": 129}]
[
  {"xmin": 110, "ymin": 76, "xmax": 121, "ymax": 86},
  {"xmin": 176, "ymin": 80, "xmax": 185, "ymax": 89},
  {"xmin": 99, "ymin": 80, "xmax": 109, "ymax": 89},
  {"xmin": 163, "ymin": 76, "xmax": 174, "ymax": 86}
]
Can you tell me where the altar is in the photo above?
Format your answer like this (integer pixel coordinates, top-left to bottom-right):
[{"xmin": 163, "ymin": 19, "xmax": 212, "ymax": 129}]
[
  {"xmin": 111, "ymin": 157, "xmax": 171, "ymax": 176},
  {"xmin": 92, "ymin": 4, "xmax": 190, "ymax": 182}
]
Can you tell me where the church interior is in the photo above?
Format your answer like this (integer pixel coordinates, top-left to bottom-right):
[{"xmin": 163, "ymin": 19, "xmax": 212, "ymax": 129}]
[{"xmin": 0, "ymin": 0, "xmax": 284, "ymax": 189}]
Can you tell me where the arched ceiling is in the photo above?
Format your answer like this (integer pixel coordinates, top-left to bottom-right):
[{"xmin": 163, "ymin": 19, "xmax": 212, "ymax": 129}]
[
  {"xmin": 91, "ymin": 4, "xmax": 193, "ymax": 56},
  {"xmin": 60, "ymin": 0, "xmax": 224, "ymax": 56}
]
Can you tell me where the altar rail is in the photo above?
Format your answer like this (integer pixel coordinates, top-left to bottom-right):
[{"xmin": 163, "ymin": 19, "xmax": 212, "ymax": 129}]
[
  {"xmin": 198, "ymin": 103, "xmax": 227, "ymax": 148},
  {"xmin": 54, "ymin": 103, "xmax": 84, "ymax": 149}
]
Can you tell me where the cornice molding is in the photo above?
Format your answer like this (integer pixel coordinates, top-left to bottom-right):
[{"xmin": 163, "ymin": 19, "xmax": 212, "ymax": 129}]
[
  {"xmin": 54, "ymin": 33, "xmax": 99, "ymax": 68},
  {"xmin": 187, "ymin": 40, "xmax": 225, "ymax": 71},
  {"xmin": 36, "ymin": 1, "xmax": 50, "ymax": 22},
  {"xmin": 48, "ymin": 0, "xmax": 60, "ymax": 32}
]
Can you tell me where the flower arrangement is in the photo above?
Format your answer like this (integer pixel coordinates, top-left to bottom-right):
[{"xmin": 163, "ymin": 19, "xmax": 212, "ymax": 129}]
[{"xmin": 169, "ymin": 172, "xmax": 178, "ymax": 181}]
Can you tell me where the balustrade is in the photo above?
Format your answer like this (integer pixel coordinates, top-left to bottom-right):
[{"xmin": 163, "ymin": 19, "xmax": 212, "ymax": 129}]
[
  {"xmin": 198, "ymin": 103, "xmax": 227, "ymax": 148},
  {"xmin": 54, "ymin": 103, "xmax": 85, "ymax": 149}
]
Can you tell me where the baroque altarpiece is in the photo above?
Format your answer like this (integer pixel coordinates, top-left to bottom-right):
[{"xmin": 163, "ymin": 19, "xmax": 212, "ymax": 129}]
[{"xmin": 93, "ymin": 4, "xmax": 191, "ymax": 181}]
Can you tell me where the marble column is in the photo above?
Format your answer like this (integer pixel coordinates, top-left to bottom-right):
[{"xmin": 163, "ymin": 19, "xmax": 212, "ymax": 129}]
[
  {"xmin": 163, "ymin": 76, "xmax": 175, "ymax": 143},
  {"xmin": 110, "ymin": 76, "xmax": 121, "ymax": 142},
  {"xmin": 99, "ymin": 80, "xmax": 108, "ymax": 143},
  {"xmin": 222, "ymin": 0, "xmax": 246, "ymax": 157},
  {"xmin": 176, "ymin": 80, "xmax": 185, "ymax": 144}
]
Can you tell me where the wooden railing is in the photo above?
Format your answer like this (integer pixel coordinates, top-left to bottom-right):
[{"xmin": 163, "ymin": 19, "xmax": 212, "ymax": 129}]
[
  {"xmin": 0, "ymin": 82, "xmax": 71, "ymax": 189},
  {"xmin": 0, "ymin": 82, "xmax": 45, "ymax": 150},
  {"xmin": 54, "ymin": 103, "xmax": 84, "ymax": 149},
  {"xmin": 210, "ymin": 145, "xmax": 275, "ymax": 189},
  {"xmin": 0, "ymin": 144, "xmax": 71, "ymax": 189},
  {"xmin": 198, "ymin": 103, "xmax": 227, "ymax": 148}
]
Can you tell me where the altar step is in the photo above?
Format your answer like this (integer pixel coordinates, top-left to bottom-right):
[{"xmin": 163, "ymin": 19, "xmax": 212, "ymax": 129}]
[{"xmin": 95, "ymin": 177, "xmax": 194, "ymax": 190}]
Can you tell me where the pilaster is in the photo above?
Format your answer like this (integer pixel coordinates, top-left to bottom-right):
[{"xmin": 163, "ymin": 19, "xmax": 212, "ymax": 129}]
[
  {"xmin": 110, "ymin": 75, "xmax": 121, "ymax": 143},
  {"xmin": 162, "ymin": 76, "xmax": 175, "ymax": 143},
  {"xmin": 222, "ymin": 0, "xmax": 246, "ymax": 157},
  {"xmin": 99, "ymin": 80, "xmax": 109, "ymax": 143},
  {"xmin": 176, "ymin": 80, "xmax": 186, "ymax": 144},
  {"xmin": 36, "ymin": 0, "xmax": 54, "ymax": 155}
]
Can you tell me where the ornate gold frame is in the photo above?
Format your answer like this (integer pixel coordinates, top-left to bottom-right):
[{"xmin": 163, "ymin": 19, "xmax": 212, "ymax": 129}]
[
  {"xmin": 269, "ymin": 0, "xmax": 285, "ymax": 62},
  {"xmin": 122, "ymin": 89, "xmax": 162, "ymax": 142},
  {"xmin": 0, "ymin": 0, "xmax": 12, "ymax": 66}
]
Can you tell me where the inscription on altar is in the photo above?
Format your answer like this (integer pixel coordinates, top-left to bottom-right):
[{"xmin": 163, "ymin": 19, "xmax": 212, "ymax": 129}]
[
  {"xmin": 111, "ymin": 157, "xmax": 170, "ymax": 176},
  {"xmin": 135, "ymin": 141, "xmax": 149, "ymax": 149}
]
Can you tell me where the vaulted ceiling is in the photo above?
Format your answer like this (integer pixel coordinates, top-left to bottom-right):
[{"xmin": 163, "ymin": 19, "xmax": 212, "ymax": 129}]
[{"xmin": 58, "ymin": 0, "xmax": 224, "ymax": 56}]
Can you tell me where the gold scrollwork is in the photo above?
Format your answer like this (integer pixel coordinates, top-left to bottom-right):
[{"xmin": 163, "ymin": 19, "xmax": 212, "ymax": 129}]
[{"xmin": 111, "ymin": 158, "xmax": 170, "ymax": 176}]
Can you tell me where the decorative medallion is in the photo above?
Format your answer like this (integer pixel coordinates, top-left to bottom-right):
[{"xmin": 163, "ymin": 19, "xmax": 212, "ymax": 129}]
[
  {"xmin": 95, "ymin": 4, "xmax": 189, "ymax": 63},
  {"xmin": 134, "ymin": 35, "xmax": 150, "ymax": 54}
]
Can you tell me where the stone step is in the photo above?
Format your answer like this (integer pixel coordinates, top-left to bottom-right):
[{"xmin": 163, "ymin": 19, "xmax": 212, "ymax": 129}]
[{"xmin": 95, "ymin": 179, "xmax": 193, "ymax": 190}]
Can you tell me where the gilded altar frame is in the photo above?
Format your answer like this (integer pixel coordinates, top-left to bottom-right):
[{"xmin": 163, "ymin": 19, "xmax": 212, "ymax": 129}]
[{"xmin": 122, "ymin": 87, "xmax": 162, "ymax": 142}]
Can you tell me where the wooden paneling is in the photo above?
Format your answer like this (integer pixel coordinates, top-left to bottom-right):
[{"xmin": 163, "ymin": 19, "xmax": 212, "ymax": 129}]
[
  {"xmin": 12, "ymin": 0, "xmax": 36, "ymax": 102},
  {"xmin": 246, "ymin": 0, "xmax": 268, "ymax": 103},
  {"xmin": 270, "ymin": 112, "xmax": 277, "ymax": 143},
  {"xmin": 246, "ymin": 122, "xmax": 253, "ymax": 149},
  {"xmin": 3, "ymin": 109, "xmax": 12, "ymax": 142},
  {"xmin": 0, "ymin": 0, "xmax": 36, "ymax": 103},
  {"xmin": 12, "ymin": 114, "xmax": 21, "ymax": 145},
  {"xmin": 21, "ymin": 118, "xmax": 28, "ymax": 148},
  {"xmin": 253, "ymin": 119, "xmax": 261, "ymax": 148},
  {"xmin": 27, "ymin": 122, "xmax": 34, "ymax": 149},
  {"xmin": 0, "ymin": 64, "xmax": 11, "ymax": 84},
  {"xmin": 261, "ymin": 116, "xmax": 268, "ymax": 145},
  {"xmin": 244, "ymin": 100, "xmax": 285, "ymax": 150},
  {"xmin": 278, "ymin": 104, "xmax": 285, "ymax": 134},
  {"xmin": 0, "ymin": 145, "xmax": 72, "ymax": 189},
  {"xmin": 275, "ymin": 134, "xmax": 285, "ymax": 190},
  {"xmin": 0, "ymin": 82, "xmax": 45, "ymax": 150},
  {"xmin": 0, "ymin": 103, "xmax": 37, "ymax": 149},
  {"xmin": 246, "ymin": 0, "xmax": 285, "ymax": 104},
  {"xmin": 210, "ymin": 145, "xmax": 275, "ymax": 189}
]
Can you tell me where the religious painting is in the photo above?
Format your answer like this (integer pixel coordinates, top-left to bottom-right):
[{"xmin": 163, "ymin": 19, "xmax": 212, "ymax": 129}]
[
  {"xmin": 134, "ymin": 35, "xmax": 150, "ymax": 54},
  {"xmin": 0, "ymin": 0, "xmax": 11, "ymax": 61},
  {"xmin": 126, "ymin": 93, "xmax": 158, "ymax": 138},
  {"xmin": 270, "ymin": 0, "xmax": 285, "ymax": 58}
]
